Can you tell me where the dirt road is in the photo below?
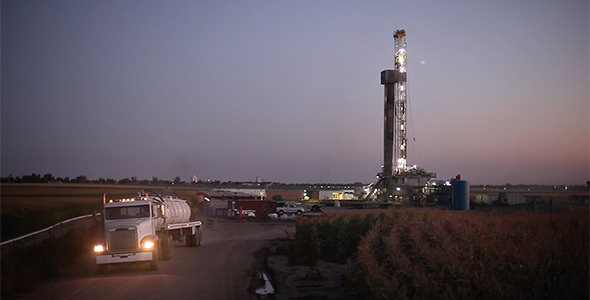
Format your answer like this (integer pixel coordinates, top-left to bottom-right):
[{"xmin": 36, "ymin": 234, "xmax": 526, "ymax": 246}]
[{"xmin": 15, "ymin": 218, "xmax": 295, "ymax": 300}]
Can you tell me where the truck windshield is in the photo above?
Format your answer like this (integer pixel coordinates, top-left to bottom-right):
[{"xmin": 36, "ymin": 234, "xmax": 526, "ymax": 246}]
[{"xmin": 105, "ymin": 205, "xmax": 150, "ymax": 220}]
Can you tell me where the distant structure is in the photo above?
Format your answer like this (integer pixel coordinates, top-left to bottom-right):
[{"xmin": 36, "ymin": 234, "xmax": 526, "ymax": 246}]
[
  {"xmin": 386, "ymin": 29, "xmax": 408, "ymax": 174},
  {"xmin": 367, "ymin": 30, "xmax": 435, "ymax": 202}
]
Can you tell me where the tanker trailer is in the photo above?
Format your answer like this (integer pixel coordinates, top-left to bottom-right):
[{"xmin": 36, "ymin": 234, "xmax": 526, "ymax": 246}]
[{"xmin": 93, "ymin": 190, "xmax": 202, "ymax": 273}]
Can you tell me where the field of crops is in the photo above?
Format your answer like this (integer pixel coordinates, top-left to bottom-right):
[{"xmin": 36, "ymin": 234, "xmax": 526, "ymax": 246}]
[
  {"xmin": 0, "ymin": 183, "xmax": 203, "ymax": 241},
  {"xmin": 294, "ymin": 208, "xmax": 589, "ymax": 299}
]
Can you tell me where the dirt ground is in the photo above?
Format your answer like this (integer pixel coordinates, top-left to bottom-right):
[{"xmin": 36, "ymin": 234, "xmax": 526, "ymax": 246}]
[
  {"xmin": 261, "ymin": 239, "xmax": 347, "ymax": 300},
  {"xmin": 8, "ymin": 216, "xmax": 346, "ymax": 300},
  {"xmin": 229, "ymin": 217, "xmax": 349, "ymax": 299}
]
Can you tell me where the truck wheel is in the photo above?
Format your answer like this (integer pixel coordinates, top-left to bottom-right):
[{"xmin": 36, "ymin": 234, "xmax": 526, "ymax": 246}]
[
  {"xmin": 97, "ymin": 264, "xmax": 108, "ymax": 274},
  {"xmin": 186, "ymin": 233, "xmax": 197, "ymax": 247},
  {"xmin": 149, "ymin": 250, "xmax": 159, "ymax": 271},
  {"xmin": 296, "ymin": 210, "xmax": 302, "ymax": 215},
  {"xmin": 160, "ymin": 234, "xmax": 174, "ymax": 260},
  {"xmin": 278, "ymin": 210, "xmax": 284, "ymax": 216}
]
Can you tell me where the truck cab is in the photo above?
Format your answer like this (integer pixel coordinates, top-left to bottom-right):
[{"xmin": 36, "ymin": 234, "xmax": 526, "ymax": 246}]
[{"xmin": 94, "ymin": 198, "xmax": 161, "ymax": 272}]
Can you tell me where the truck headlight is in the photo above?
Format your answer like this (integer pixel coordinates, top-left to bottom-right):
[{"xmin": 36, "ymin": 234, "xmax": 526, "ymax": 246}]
[
  {"xmin": 94, "ymin": 244, "xmax": 105, "ymax": 253},
  {"xmin": 143, "ymin": 240, "xmax": 155, "ymax": 249},
  {"xmin": 141, "ymin": 237, "xmax": 156, "ymax": 250}
]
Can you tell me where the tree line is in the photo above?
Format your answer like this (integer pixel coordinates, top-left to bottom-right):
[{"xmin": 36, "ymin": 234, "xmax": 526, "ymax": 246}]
[
  {"xmin": 0, "ymin": 173, "xmax": 186, "ymax": 186},
  {"xmin": 0, "ymin": 173, "xmax": 369, "ymax": 189}
]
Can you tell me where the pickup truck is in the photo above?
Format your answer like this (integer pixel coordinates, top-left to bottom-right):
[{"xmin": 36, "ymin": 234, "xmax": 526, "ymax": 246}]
[{"xmin": 276, "ymin": 203, "xmax": 306, "ymax": 215}]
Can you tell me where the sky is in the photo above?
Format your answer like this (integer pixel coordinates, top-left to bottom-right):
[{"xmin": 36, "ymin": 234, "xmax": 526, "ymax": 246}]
[{"xmin": 2, "ymin": 0, "xmax": 588, "ymax": 185}]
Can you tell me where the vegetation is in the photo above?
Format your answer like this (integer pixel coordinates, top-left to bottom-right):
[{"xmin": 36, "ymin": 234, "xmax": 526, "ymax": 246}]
[
  {"xmin": 0, "ymin": 173, "xmax": 367, "ymax": 189},
  {"xmin": 0, "ymin": 173, "xmax": 186, "ymax": 186},
  {"xmin": 294, "ymin": 209, "xmax": 589, "ymax": 299}
]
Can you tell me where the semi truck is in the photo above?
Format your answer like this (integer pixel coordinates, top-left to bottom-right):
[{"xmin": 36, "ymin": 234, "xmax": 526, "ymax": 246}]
[{"xmin": 93, "ymin": 190, "xmax": 202, "ymax": 272}]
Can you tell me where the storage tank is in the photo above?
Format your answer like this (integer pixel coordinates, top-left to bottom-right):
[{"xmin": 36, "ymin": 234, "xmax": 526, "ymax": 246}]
[
  {"xmin": 162, "ymin": 196, "xmax": 192, "ymax": 224},
  {"xmin": 452, "ymin": 180, "xmax": 470, "ymax": 210}
]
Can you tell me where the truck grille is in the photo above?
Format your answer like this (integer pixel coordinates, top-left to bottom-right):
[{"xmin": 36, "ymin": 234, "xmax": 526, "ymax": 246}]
[{"xmin": 109, "ymin": 228, "xmax": 137, "ymax": 253}]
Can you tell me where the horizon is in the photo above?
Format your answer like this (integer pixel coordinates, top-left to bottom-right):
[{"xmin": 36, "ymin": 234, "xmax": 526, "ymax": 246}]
[{"xmin": 1, "ymin": 172, "xmax": 588, "ymax": 187}]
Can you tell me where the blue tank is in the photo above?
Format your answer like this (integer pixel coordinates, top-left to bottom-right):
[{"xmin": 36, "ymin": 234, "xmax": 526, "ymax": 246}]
[{"xmin": 452, "ymin": 180, "xmax": 470, "ymax": 210}]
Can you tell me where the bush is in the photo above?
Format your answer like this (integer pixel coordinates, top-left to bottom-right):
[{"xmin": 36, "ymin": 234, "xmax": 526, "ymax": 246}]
[{"xmin": 294, "ymin": 212, "xmax": 378, "ymax": 264}]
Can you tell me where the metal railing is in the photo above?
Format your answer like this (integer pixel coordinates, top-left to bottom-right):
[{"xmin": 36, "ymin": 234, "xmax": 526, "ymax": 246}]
[{"xmin": 1, "ymin": 213, "xmax": 101, "ymax": 254}]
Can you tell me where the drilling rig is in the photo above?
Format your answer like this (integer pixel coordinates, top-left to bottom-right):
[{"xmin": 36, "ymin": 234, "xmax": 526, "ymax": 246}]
[
  {"xmin": 366, "ymin": 30, "xmax": 435, "ymax": 203},
  {"xmin": 392, "ymin": 29, "xmax": 408, "ymax": 173}
]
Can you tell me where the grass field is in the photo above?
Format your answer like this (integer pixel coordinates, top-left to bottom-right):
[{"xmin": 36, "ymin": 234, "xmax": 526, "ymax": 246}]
[{"xmin": 0, "ymin": 183, "xmax": 204, "ymax": 241}]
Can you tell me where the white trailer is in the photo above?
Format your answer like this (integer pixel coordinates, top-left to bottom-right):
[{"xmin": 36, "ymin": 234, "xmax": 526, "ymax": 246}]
[{"xmin": 93, "ymin": 190, "xmax": 202, "ymax": 272}]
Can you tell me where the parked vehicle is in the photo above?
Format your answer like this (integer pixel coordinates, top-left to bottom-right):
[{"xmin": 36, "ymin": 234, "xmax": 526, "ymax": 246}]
[
  {"xmin": 276, "ymin": 202, "xmax": 306, "ymax": 215},
  {"xmin": 310, "ymin": 204, "xmax": 324, "ymax": 213},
  {"xmin": 93, "ymin": 190, "xmax": 202, "ymax": 272}
]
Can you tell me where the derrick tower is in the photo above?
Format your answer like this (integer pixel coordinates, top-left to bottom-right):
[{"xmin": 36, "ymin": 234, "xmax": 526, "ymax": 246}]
[
  {"xmin": 381, "ymin": 29, "xmax": 409, "ymax": 178},
  {"xmin": 392, "ymin": 30, "xmax": 408, "ymax": 173},
  {"xmin": 366, "ymin": 29, "xmax": 434, "ymax": 203}
]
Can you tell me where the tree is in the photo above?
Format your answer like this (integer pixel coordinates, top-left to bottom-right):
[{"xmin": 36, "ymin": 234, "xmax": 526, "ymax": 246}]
[
  {"xmin": 41, "ymin": 173, "xmax": 55, "ymax": 182},
  {"xmin": 119, "ymin": 178, "xmax": 131, "ymax": 184},
  {"xmin": 73, "ymin": 175, "xmax": 88, "ymax": 183},
  {"xmin": 0, "ymin": 175, "xmax": 16, "ymax": 182},
  {"xmin": 22, "ymin": 173, "xmax": 41, "ymax": 183}
]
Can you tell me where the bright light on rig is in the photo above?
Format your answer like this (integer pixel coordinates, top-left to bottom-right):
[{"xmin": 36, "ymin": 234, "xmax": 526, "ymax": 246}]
[{"xmin": 397, "ymin": 158, "xmax": 406, "ymax": 167}]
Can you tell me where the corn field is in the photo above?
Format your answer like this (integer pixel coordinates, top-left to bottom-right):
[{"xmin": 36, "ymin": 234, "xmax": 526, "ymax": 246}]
[{"xmin": 295, "ymin": 209, "xmax": 589, "ymax": 299}]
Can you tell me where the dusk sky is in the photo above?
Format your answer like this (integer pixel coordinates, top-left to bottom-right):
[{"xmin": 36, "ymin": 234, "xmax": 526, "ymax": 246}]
[{"xmin": 2, "ymin": 0, "xmax": 588, "ymax": 185}]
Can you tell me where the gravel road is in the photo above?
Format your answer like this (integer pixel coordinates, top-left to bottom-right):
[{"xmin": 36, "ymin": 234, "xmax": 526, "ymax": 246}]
[{"xmin": 15, "ymin": 218, "xmax": 295, "ymax": 300}]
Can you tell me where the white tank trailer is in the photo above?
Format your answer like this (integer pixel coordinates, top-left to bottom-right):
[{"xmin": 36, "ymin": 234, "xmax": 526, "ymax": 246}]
[{"xmin": 93, "ymin": 190, "xmax": 202, "ymax": 273}]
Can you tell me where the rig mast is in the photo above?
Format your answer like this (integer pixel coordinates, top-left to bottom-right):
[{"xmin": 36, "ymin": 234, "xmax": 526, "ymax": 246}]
[{"xmin": 393, "ymin": 30, "xmax": 408, "ymax": 173}]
